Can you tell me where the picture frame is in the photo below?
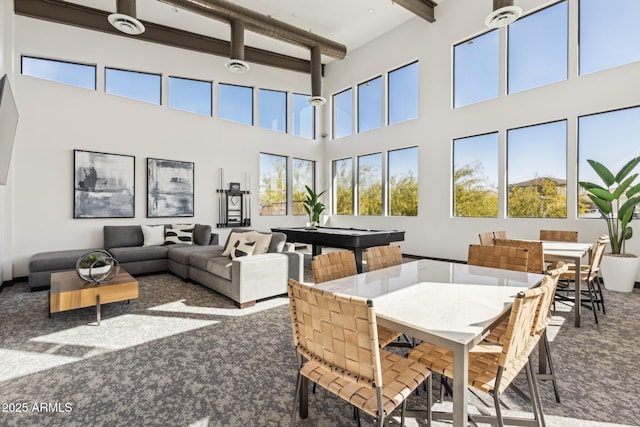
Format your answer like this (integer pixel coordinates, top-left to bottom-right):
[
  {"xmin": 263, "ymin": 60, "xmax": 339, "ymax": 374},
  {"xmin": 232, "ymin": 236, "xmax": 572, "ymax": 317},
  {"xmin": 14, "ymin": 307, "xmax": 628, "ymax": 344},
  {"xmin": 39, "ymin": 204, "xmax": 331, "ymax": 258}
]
[
  {"xmin": 147, "ymin": 158, "xmax": 194, "ymax": 217},
  {"xmin": 74, "ymin": 150, "xmax": 135, "ymax": 218},
  {"xmin": 229, "ymin": 182, "xmax": 241, "ymax": 191}
]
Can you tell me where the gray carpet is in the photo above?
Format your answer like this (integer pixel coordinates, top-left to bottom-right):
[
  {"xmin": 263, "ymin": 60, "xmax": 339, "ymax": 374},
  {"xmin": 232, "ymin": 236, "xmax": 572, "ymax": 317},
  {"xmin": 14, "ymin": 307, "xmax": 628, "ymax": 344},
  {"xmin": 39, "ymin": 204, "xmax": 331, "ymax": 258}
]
[{"xmin": 0, "ymin": 263, "xmax": 639, "ymax": 427}]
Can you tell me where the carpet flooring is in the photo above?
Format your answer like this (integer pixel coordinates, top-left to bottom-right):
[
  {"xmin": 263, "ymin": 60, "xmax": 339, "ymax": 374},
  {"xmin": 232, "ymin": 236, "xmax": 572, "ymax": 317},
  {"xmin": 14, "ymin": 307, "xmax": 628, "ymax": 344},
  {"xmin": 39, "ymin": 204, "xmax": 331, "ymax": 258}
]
[{"xmin": 0, "ymin": 261, "xmax": 639, "ymax": 427}]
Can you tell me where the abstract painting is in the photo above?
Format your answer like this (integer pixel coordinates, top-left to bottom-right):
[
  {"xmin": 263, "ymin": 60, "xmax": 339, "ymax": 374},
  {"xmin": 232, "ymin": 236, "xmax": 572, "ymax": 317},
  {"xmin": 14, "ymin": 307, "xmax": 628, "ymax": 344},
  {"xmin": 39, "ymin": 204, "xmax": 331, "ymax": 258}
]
[
  {"xmin": 74, "ymin": 150, "xmax": 135, "ymax": 218},
  {"xmin": 147, "ymin": 158, "xmax": 194, "ymax": 217}
]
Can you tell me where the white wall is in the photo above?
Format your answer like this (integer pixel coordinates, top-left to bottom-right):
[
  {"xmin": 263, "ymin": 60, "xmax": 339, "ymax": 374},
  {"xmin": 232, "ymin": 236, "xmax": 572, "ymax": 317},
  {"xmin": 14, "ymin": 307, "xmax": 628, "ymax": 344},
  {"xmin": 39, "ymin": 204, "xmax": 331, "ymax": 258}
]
[
  {"xmin": 322, "ymin": 0, "xmax": 640, "ymax": 278},
  {"xmin": 11, "ymin": 16, "xmax": 323, "ymax": 277},
  {"xmin": 0, "ymin": 0, "xmax": 15, "ymax": 282}
]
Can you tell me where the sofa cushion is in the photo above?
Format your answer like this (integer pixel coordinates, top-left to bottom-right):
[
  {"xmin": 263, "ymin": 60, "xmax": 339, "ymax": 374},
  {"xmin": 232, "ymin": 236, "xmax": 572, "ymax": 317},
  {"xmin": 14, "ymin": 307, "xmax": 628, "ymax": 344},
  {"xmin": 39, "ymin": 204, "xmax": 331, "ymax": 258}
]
[
  {"xmin": 192, "ymin": 224, "xmax": 212, "ymax": 245},
  {"xmin": 109, "ymin": 245, "xmax": 168, "ymax": 263},
  {"xmin": 268, "ymin": 232, "xmax": 287, "ymax": 253},
  {"xmin": 243, "ymin": 231, "xmax": 272, "ymax": 254},
  {"xmin": 167, "ymin": 245, "xmax": 224, "ymax": 265},
  {"xmin": 189, "ymin": 249, "xmax": 226, "ymax": 270},
  {"xmin": 206, "ymin": 256, "xmax": 232, "ymax": 281},
  {"xmin": 29, "ymin": 248, "xmax": 103, "ymax": 272},
  {"xmin": 142, "ymin": 225, "xmax": 165, "ymax": 246},
  {"xmin": 222, "ymin": 231, "xmax": 247, "ymax": 257},
  {"xmin": 165, "ymin": 226, "xmax": 194, "ymax": 245},
  {"xmin": 230, "ymin": 239, "xmax": 256, "ymax": 259},
  {"xmin": 104, "ymin": 225, "xmax": 143, "ymax": 248}
]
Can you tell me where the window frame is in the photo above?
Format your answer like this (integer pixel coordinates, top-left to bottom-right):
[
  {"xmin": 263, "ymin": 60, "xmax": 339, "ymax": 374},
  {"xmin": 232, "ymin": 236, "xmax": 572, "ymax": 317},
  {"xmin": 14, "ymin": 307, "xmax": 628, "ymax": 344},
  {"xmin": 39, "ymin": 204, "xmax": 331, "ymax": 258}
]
[
  {"xmin": 357, "ymin": 75, "xmax": 383, "ymax": 134},
  {"xmin": 258, "ymin": 87, "xmax": 287, "ymax": 133},
  {"xmin": 104, "ymin": 66, "xmax": 162, "ymax": 105},
  {"xmin": 332, "ymin": 87, "xmax": 354, "ymax": 139},
  {"xmin": 387, "ymin": 146, "xmax": 419, "ymax": 217},
  {"xmin": 357, "ymin": 152, "xmax": 383, "ymax": 216},
  {"xmin": 167, "ymin": 75, "xmax": 213, "ymax": 117},
  {"xmin": 452, "ymin": 30, "xmax": 499, "ymax": 108},
  {"xmin": 332, "ymin": 157, "xmax": 355, "ymax": 215},
  {"xmin": 217, "ymin": 82, "xmax": 254, "ymax": 126},
  {"xmin": 259, "ymin": 152, "xmax": 288, "ymax": 216},
  {"xmin": 21, "ymin": 55, "xmax": 97, "ymax": 91},
  {"xmin": 291, "ymin": 92, "xmax": 315, "ymax": 140},
  {"xmin": 387, "ymin": 60, "xmax": 419, "ymax": 125},
  {"xmin": 292, "ymin": 157, "xmax": 316, "ymax": 216}
]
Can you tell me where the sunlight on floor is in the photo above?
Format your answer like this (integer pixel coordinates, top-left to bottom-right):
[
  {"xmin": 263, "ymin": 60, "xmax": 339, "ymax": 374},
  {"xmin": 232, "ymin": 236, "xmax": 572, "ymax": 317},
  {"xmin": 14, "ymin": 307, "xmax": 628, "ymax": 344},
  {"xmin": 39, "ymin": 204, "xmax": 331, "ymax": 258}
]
[
  {"xmin": 0, "ymin": 348, "xmax": 80, "ymax": 382},
  {"xmin": 147, "ymin": 297, "xmax": 289, "ymax": 316}
]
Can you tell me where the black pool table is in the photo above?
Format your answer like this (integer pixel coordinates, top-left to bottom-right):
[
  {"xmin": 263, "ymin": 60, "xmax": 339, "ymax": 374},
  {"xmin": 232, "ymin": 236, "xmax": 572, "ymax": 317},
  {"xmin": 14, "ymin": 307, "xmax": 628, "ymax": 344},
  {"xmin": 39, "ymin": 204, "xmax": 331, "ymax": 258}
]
[{"xmin": 271, "ymin": 226, "xmax": 405, "ymax": 273}]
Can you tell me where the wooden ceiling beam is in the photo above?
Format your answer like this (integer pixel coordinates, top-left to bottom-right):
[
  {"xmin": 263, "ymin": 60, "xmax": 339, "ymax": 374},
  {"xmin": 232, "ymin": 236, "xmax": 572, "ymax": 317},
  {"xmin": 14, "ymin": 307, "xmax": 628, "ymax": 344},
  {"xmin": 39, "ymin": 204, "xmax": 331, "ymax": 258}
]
[{"xmin": 393, "ymin": 0, "xmax": 437, "ymax": 23}]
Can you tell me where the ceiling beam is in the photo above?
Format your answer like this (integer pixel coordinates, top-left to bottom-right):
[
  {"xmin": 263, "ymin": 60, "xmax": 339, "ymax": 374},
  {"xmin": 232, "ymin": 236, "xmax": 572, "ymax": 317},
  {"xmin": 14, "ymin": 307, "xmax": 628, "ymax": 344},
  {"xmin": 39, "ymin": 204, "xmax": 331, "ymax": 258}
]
[
  {"xmin": 14, "ymin": 0, "xmax": 317, "ymax": 74},
  {"xmin": 393, "ymin": 0, "xmax": 437, "ymax": 23}
]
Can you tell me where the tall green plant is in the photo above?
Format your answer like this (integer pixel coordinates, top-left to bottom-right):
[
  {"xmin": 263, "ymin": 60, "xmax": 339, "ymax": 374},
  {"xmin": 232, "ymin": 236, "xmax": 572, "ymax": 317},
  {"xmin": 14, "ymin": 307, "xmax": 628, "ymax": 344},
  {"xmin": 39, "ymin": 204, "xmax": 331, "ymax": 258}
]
[
  {"xmin": 579, "ymin": 157, "xmax": 640, "ymax": 254},
  {"xmin": 302, "ymin": 185, "xmax": 326, "ymax": 224}
]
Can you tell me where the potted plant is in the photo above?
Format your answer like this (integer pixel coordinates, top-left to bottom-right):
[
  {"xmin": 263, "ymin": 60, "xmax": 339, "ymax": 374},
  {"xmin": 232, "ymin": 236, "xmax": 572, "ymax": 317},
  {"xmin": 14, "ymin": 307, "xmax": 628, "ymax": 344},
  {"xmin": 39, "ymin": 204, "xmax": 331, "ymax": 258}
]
[
  {"xmin": 579, "ymin": 156, "xmax": 640, "ymax": 292},
  {"xmin": 302, "ymin": 185, "xmax": 326, "ymax": 229}
]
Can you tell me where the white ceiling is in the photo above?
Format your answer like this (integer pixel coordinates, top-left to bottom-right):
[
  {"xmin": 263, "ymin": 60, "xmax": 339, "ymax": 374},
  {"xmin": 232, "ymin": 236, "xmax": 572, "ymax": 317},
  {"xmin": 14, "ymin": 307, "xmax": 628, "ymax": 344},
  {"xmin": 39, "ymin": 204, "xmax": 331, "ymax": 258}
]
[{"xmin": 65, "ymin": 0, "xmax": 444, "ymax": 63}]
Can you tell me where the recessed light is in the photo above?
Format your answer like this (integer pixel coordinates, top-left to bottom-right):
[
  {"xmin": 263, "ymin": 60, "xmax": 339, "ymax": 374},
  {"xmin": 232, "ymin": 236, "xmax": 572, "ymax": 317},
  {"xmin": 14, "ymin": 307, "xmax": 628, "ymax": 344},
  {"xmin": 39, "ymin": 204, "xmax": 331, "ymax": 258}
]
[{"xmin": 368, "ymin": 8, "xmax": 375, "ymax": 13}]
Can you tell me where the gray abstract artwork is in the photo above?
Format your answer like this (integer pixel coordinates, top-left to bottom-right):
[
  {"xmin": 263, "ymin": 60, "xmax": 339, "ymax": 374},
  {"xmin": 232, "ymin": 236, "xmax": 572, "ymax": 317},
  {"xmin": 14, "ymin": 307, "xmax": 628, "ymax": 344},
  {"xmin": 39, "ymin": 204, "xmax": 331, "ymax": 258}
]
[
  {"xmin": 74, "ymin": 150, "xmax": 135, "ymax": 218},
  {"xmin": 147, "ymin": 158, "xmax": 194, "ymax": 217}
]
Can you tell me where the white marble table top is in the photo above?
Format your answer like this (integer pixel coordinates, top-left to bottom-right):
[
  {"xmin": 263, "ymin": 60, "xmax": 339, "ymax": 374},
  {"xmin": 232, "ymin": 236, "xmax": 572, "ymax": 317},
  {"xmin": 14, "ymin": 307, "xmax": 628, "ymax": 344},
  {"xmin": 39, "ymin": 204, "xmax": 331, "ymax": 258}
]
[{"xmin": 542, "ymin": 241, "xmax": 592, "ymax": 257}]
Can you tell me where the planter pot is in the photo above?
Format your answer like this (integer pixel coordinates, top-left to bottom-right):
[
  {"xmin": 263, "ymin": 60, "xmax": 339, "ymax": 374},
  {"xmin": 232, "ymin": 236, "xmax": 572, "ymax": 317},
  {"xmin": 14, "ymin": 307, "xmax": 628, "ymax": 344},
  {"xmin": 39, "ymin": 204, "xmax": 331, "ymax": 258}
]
[{"xmin": 600, "ymin": 254, "xmax": 640, "ymax": 293}]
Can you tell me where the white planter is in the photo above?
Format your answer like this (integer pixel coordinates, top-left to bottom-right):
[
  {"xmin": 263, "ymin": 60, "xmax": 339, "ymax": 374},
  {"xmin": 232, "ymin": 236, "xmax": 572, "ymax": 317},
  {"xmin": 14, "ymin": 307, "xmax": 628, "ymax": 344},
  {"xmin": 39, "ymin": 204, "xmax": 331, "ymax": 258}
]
[{"xmin": 600, "ymin": 254, "xmax": 640, "ymax": 293}]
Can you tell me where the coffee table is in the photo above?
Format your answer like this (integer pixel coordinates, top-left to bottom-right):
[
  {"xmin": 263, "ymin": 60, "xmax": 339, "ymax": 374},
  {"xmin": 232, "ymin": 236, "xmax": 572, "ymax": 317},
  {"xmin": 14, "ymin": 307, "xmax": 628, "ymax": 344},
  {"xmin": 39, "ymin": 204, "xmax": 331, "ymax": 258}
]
[{"xmin": 49, "ymin": 270, "xmax": 139, "ymax": 325}]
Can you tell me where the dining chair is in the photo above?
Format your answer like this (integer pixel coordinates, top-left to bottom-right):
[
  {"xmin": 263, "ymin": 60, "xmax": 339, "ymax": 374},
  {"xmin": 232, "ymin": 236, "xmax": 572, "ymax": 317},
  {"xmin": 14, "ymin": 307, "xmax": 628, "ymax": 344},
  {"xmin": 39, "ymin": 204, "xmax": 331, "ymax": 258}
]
[
  {"xmin": 494, "ymin": 239, "xmax": 545, "ymax": 273},
  {"xmin": 287, "ymin": 279, "xmax": 432, "ymax": 427},
  {"xmin": 364, "ymin": 245, "xmax": 403, "ymax": 272},
  {"xmin": 407, "ymin": 281, "xmax": 548, "ymax": 427},
  {"xmin": 478, "ymin": 232, "xmax": 495, "ymax": 246},
  {"xmin": 485, "ymin": 262, "xmax": 568, "ymax": 403},
  {"xmin": 312, "ymin": 251, "xmax": 403, "ymax": 348},
  {"xmin": 539, "ymin": 229, "xmax": 578, "ymax": 242},
  {"xmin": 556, "ymin": 237, "xmax": 608, "ymax": 324},
  {"xmin": 493, "ymin": 230, "xmax": 507, "ymax": 240},
  {"xmin": 467, "ymin": 244, "xmax": 529, "ymax": 272}
]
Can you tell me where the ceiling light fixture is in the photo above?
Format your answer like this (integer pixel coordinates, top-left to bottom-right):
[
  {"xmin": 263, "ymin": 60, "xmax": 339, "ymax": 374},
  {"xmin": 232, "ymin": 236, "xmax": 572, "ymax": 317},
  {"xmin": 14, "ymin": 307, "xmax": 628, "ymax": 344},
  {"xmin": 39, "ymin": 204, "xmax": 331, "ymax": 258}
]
[
  {"xmin": 108, "ymin": 0, "xmax": 145, "ymax": 35},
  {"xmin": 484, "ymin": 0, "xmax": 522, "ymax": 28}
]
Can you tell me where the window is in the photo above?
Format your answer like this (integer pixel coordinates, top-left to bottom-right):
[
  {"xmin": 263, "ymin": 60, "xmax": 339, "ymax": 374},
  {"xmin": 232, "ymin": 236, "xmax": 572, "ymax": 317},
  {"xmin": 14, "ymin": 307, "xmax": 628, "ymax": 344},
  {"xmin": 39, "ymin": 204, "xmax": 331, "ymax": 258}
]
[
  {"xmin": 105, "ymin": 68, "xmax": 161, "ymax": 104},
  {"xmin": 292, "ymin": 93, "xmax": 314, "ymax": 139},
  {"xmin": 358, "ymin": 76, "xmax": 382, "ymax": 133},
  {"xmin": 218, "ymin": 83, "xmax": 253, "ymax": 125},
  {"xmin": 168, "ymin": 76, "xmax": 212, "ymax": 116},
  {"xmin": 507, "ymin": 120, "xmax": 567, "ymax": 218},
  {"xmin": 580, "ymin": 0, "xmax": 640, "ymax": 75},
  {"xmin": 578, "ymin": 106, "xmax": 640, "ymax": 217},
  {"xmin": 259, "ymin": 89, "xmax": 286, "ymax": 133},
  {"xmin": 259, "ymin": 153, "xmax": 287, "ymax": 215},
  {"xmin": 453, "ymin": 31, "xmax": 499, "ymax": 108},
  {"xmin": 358, "ymin": 153, "xmax": 382, "ymax": 215},
  {"xmin": 388, "ymin": 147, "xmax": 418, "ymax": 216},
  {"xmin": 453, "ymin": 133, "xmax": 499, "ymax": 217},
  {"xmin": 333, "ymin": 88, "xmax": 353, "ymax": 139},
  {"xmin": 388, "ymin": 62, "xmax": 419, "ymax": 124},
  {"xmin": 292, "ymin": 158, "xmax": 315, "ymax": 215},
  {"xmin": 508, "ymin": 1, "xmax": 568, "ymax": 94},
  {"xmin": 21, "ymin": 56, "xmax": 96, "ymax": 90},
  {"xmin": 333, "ymin": 158, "xmax": 353, "ymax": 215}
]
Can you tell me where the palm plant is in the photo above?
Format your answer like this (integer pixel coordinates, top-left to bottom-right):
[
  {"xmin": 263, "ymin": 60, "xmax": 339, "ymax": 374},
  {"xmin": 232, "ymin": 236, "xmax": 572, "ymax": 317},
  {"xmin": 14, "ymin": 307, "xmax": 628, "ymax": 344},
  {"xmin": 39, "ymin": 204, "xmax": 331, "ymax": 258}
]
[
  {"xmin": 302, "ymin": 185, "xmax": 326, "ymax": 226},
  {"xmin": 579, "ymin": 156, "xmax": 640, "ymax": 254}
]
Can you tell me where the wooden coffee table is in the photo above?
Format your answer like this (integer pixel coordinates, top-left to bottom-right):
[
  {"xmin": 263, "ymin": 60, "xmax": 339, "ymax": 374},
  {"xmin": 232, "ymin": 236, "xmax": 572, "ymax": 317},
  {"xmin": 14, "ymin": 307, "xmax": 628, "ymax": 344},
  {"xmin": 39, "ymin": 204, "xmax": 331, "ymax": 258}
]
[{"xmin": 49, "ymin": 270, "xmax": 139, "ymax": 325}]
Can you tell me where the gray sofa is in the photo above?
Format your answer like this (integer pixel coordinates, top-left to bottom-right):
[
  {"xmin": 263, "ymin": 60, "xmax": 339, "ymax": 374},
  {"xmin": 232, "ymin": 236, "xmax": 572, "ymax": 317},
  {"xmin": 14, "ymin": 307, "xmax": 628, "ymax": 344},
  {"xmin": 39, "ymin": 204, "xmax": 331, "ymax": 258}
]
[{"xmin": 28, "ymin": 225, "xmax": 302, "ymax": 308}]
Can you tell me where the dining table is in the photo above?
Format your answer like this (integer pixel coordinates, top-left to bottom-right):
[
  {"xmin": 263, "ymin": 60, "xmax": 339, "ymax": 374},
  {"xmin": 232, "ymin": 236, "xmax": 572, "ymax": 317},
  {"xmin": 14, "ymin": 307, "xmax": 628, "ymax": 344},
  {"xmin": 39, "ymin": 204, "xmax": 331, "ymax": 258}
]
[
  {"xmin": 542, "ymin": 241, "xmax": 593, "ymax": 327},
  {"xmin": 309, "ymin": 258, "xmax": 545, "ymax": 427}
]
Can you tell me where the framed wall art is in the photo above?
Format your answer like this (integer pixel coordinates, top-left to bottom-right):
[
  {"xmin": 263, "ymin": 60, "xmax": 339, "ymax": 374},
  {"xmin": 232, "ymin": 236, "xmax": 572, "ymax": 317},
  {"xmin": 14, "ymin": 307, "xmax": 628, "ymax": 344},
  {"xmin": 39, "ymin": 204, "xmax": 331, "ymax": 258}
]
[
  {"xmin": 74, "ymin": 150, "xmax": 135, "ymax": 218},
  {"xmin": 147, "ymin": 158, "xmax": 194, "ymax": 217}
]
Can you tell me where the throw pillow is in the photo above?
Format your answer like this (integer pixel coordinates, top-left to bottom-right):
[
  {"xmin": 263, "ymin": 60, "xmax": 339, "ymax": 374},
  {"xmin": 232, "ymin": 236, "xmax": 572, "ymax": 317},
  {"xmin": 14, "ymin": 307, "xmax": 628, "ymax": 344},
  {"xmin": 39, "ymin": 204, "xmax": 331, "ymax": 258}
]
[
  {"xmin": 222, "ymin": 231, "xmax": 245, "ymax": 256},
  {"xmin": 230, "ymin": 238, "xmax": 256, "ymax": 259},
  {"xmin": 165, "ymin": 227, "xmax": 194, "ymax": 245},
  {"xmin": 244, "ymin": 231, "xmax": 272, "ymax": 255},
  {"xmin": 141, "ymin": 225, "xmax": 165, "ymax": 246}
]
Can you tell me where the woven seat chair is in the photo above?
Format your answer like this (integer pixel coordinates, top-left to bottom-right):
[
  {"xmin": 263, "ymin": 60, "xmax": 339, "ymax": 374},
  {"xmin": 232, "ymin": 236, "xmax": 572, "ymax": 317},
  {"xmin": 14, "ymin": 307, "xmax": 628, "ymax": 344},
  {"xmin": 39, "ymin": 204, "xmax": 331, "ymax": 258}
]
[
  {"xmin": 556, "ymin": 237, "xmax": 608, "ymax": 324},
  {"xmin": 539, "ymin": 229, "xmax": 578, "ymax": 242},
  {"xmin": 494, "ymin": 239, "xmax": 545, "ymax": 273},
  {"xmin": 486, "ymin": 262, "xmax": 569, "ymax": 402},
  {"xmin": 312, "ymin": 251, "xmax": 402, "ymax": 348},
  {"xmin": 287, "ymin": 279, "xmax": 432, "ymax": 427},
  {"xmin": 467, "ymin": 244, "xmax": 529, "ymax": 272},
  {"xmin": 364, "ymin": 245, "xmax": 403, "ymax": 272},
  {"xmin": 478, "ymin": 232, "xmax": 495, "ymax": 246},
  {"xmin": 407, "ymin": 281, "xmax": 548, "ymax": 427},
  {"xmin": 493, "ymin": 230, "xmax": 507, "ymax": 240}
]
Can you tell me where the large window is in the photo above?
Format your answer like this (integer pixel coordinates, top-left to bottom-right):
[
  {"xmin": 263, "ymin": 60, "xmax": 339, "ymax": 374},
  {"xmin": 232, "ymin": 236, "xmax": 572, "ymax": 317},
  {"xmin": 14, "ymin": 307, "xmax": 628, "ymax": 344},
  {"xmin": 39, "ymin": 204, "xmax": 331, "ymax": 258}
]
[
  {"xmin": 357, "ymin": 76, "xmax": 382, "ymax": 133},
  {"xmin": 21, "ymin": 56, "xmax": 96, "ymax": 90},
  {"xmin": 453, "ymin": 133, "xmax": 499, "ymax": 217},
  {"xmin": 388, "ymin": 61, "xmax": 419, "ymax": 125},
  {"xmin": 259, "ymin": 89, "xmax": 286, "ymax": 133},
  {"xmin": 259, "ymin": 153, "xmax": 287, "ymax": 216},
  {"xmin": 507, "ymin": 120, "xmax": 567, "ymax": 218},
  {"xmin": 333, "ymin": 88, "xmax": 353, "ymax": 139},
  {"xmin": 578, "ymin": 106, "xmax": 640, "ymax": 217},
  {"xmin": 508, "ymin": 1, "xmax": 568, "ymax": 94},
  {"xmin": 453, "ymin": 31, "xmax": 499, "ymax": 108},
  {"xmin": 580, "ymin": 0, "xmax": 640, "ymax": 75},
  {"xmin": 388, "ymin": 147, "xmax": 418, "ymax": 216},
  {"xmin": 358, "ymin": 153, "xmax": 382, "ymax": 215},
  {"xmin": 168, "ymin": 76, "xmax": 212, "ymax": 116},
  {"xmin": 218, "ymin": 83, "xmax": 253, "ymax": 125},
  {"xmin": 292, "ymin": 93, "xmax": 314, "ymax": 139},
  {"xmin": 105, "ymin": 68, "xmax": 161, "ymax": 104},
  {"xmin": 292, "ymin": 158, "xmax": 315, "ymax": 215},
  {"xmin": 333, "ymin": 158, "xmax": 353, "ymax": 215}
]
